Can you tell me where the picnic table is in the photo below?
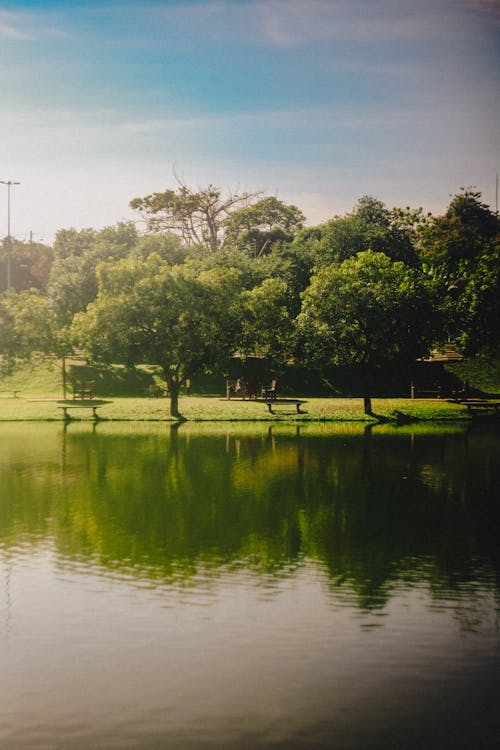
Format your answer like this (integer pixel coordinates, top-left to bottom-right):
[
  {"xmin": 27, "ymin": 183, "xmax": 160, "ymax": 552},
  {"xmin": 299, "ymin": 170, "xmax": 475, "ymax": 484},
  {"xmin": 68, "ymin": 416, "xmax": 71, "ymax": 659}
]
[
  {"xmin": 57, "ymin": 399, "xmax": 112, "ymax": 421},
  {"xmin": 460, "ymin": 399, "xmax": 500, "ymax": 415},
  {"xmin": 0, "ymin": 389, "xmax": 20, "ymax": 398},
  {"xmin": 263, "ymin": 398, "xmax": 306, "ymax": 414}
]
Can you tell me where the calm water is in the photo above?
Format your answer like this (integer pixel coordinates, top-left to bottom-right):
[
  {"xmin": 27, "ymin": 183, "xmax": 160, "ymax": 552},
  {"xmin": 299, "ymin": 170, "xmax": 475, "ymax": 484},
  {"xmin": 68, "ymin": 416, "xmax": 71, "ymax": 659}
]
[{"xmin": 0, "ymin": 421, "xmax": 499, "ymax": 750}]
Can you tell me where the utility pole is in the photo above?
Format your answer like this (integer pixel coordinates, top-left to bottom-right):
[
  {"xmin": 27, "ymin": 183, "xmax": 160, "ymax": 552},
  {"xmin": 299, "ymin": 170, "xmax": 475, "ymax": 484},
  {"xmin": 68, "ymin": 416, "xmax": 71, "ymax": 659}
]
[{"xmin": 0, "ymin": 179, "xmax": 20, "ymax": 290}]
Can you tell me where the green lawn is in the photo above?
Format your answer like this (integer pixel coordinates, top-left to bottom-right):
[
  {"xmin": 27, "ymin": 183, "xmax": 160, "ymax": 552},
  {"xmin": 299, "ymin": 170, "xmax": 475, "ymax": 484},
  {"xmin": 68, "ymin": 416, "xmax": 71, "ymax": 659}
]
[
  {"xmin": 0, "ymin": 394, "xmax": 471, "ymax": 423},
  {"xmin": 0, "ymin": 357, "xmax": 491, "ymax": 422}
]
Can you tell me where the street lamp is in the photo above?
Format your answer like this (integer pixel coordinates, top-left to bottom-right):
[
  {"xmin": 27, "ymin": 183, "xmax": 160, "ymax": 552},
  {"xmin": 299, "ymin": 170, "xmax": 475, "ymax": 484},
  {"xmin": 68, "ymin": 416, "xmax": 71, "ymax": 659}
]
[{"xmin": 0, "ymin": 179, "xmax": 20, "ymax": 290}]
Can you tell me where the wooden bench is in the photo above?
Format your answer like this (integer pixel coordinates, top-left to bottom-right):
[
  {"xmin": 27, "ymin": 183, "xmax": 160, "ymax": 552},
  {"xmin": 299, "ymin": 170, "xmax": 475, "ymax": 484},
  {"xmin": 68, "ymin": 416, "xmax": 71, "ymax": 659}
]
[
  {"xmin": 57, "ymin": 400, "xmax": 112, "ymax": 421},
  {"xmin": 0, "ymin": 389, "xmax": 20, "ymax": 398},
  {"xmin": 411, "ymin": 385, "xmax": 442, "ymax": 399},
  {"xmin": 72, "ymin": 381, "xmax": 95, "ymax": 400},
  {"xmin": 261, "ymin": 379, "xmax": 277, "ymax": 400}
]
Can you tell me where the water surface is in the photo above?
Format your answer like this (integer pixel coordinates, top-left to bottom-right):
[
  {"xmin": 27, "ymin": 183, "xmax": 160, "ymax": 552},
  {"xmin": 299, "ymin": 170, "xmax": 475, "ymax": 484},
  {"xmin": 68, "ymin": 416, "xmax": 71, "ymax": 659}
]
[{"xmin": 1, "ymin": 422, "xmax": 499, "ymax": 749}]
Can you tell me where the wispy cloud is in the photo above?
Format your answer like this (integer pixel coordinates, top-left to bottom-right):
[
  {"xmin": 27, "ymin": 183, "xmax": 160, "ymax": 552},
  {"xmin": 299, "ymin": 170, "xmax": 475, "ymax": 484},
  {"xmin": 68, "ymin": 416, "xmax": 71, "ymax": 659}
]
[
  {"xmin": 0, "ymin": 8, "xmax": 69, "ymax": 41},
  {"xmin": 0, "ymin": 10, "xmax": 31, "ymax": 40},
  {"xmin": 148, "ymin": 0, "xmax": 466, "ymax": 48}
]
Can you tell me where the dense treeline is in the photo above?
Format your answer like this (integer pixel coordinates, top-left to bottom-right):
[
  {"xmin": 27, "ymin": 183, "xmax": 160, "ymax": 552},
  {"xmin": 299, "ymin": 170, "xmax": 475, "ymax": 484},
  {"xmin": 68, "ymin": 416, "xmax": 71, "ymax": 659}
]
[{"xmin": 0, "ymin": 184, "xmax": 499, "ymax": 416}]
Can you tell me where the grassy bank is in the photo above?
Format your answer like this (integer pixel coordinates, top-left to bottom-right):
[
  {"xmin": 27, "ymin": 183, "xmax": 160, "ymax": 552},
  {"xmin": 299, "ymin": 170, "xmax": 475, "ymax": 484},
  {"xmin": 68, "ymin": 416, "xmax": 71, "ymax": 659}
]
[
  {"xmin": 0, "ymin": 394, "xmax": 471, "ymax": 423},
  {"xmin": 0, "ymin": 357, "xmax": 495, "ymax": 422}
]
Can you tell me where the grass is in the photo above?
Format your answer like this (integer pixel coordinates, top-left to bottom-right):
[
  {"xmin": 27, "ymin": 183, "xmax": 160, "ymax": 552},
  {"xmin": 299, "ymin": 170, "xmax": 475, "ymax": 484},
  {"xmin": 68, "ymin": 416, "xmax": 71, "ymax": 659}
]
[
  {"xmin": 0, "ymin": 356, "xmax": 489, "ymax": 422},
  {"xmin": 0, "ymin": 394, "xmax": 472, "ymax": 423},
  {"xmin": 446, "ymin": 353, "xmax": 500, "ymax": 395}
]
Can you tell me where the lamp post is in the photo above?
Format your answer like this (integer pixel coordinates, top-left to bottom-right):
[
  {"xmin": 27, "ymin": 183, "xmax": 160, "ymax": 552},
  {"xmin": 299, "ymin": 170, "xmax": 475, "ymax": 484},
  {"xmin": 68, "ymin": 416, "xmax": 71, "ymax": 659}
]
[{"xmin": 0, "ymin": 180, "xmax": 20, "ymax": 290}]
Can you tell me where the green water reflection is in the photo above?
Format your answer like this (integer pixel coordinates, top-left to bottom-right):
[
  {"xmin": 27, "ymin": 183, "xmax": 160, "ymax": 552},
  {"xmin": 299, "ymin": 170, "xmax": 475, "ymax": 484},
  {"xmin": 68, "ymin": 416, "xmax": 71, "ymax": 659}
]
[{"xmin": 1, "ymin": 422, "xmax": 499, "ymax": 614}]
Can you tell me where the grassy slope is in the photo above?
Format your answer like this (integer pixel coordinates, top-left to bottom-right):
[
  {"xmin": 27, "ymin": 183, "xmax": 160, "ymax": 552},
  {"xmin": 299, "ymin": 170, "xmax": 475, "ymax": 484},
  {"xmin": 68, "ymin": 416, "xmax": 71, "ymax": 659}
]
[
  {"xmin": 0, "ymin": 357, "xmax": 493, "ymax": 422},
  {"xmin": 0, "ymin": 394, "xmax": 470, "ymax": 423},
  {"xmin": 446, "ymin": 353, "xmax": 500, "ymax": 395}
]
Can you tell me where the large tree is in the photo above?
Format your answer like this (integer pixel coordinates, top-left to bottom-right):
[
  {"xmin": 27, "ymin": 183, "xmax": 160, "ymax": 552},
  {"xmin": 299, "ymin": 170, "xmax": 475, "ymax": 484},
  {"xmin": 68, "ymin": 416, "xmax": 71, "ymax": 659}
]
[
  {"xmin": 297, "ymin": 251, "xmax": 439, "ymax": 414},
  {"xmin": 418, "ymin": 189, "xmax": 500, "ymax": 352},
  {"xmin": 47, "ymin": 222, "xmax": 141, "ymax": 326},
  {"xmin": 237, "ymin": 278, "xmax": 295, "ymax": 363},
  {"xmin": 318, "ymin": 196, "xmax": 422, "ymax": 267},
  {"xmin": 0, "ymin": 289, "xmax": 63, "ymax": 379},
  {"xmin": 223, "ymin": 196, "xmax": 305, "ymax": 256},
  {"xmin": 130, "ymin": 180, "xmax": 259, "ymax": 252},
  {"xmin": 0, "ymin": 238, "xmax": 54, "ymax": 292},
  {"xmin": 71, "ymin": 255, "xmax": 239, "ymax": 418}
]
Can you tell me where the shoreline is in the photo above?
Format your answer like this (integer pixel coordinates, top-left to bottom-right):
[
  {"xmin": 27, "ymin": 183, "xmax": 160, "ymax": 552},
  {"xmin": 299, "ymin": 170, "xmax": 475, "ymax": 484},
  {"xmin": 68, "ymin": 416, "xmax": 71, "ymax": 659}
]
[{"xmin": 0, "ymin": 395, "xmax": 482, "ymax": 423}]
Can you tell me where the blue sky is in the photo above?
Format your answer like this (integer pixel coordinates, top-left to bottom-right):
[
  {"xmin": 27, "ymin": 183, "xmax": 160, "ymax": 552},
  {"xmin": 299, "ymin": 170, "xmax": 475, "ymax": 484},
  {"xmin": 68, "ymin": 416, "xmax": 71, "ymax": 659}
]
[{"xmin": 1, "ymin": 0, "xmax": 499, "ymax": 242}]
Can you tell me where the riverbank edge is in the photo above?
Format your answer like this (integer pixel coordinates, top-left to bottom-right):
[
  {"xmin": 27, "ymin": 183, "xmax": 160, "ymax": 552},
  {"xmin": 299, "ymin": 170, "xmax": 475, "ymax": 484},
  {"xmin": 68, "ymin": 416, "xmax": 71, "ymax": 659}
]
[{"xmin": 0, "ymin": 396, "xmax": 480, "ymax": 423}]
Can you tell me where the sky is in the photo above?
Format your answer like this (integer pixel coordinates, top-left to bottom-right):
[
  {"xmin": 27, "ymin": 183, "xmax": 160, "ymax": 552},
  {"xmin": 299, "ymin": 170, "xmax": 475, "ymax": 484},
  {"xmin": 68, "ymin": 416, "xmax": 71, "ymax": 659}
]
[{"xmin": 0, "ymin": 0, "xmax": 499, "ymax": 243}]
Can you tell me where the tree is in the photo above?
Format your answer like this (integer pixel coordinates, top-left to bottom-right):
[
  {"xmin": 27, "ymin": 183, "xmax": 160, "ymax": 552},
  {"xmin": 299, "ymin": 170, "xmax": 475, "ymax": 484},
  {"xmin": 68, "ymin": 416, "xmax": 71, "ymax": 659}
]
[
  {"xmin": 237, "ymin": 278, "xmax": 295, "ymax": 363},
  {"xmin": 224, "ymin": 196, "xmax": 305, "ymax": 256},
  {"xmin": 297, "ymin": 251, "xmax": 439, "ymax": 414},
  {"xmin": 0, "ymin": 289, "xmax": 58, "ymax": 372},
  {"xmin": 47, "ymin": 222, "xmax": 141, "ymax": 326},
  {"xmin": 71, "ymin": 255, "xmax": 238, "ymax": 418},
  {"xmin": 417, "ymin": 189, "xmax": 500, "ymax": 351},
  {"xmin": 457, "ymin": 240, "xmax": 500, "ymax": 354},
  {"xmin": 318, "ymin": 196, "xmax": 421, "ymax": 267},
  {"xmin": 130, "ymin": 180, "xmax": 259, "ymax": 252},
  {"xmin": 0, "ymin": 238, "xmax": 53, "ymax": 292}
]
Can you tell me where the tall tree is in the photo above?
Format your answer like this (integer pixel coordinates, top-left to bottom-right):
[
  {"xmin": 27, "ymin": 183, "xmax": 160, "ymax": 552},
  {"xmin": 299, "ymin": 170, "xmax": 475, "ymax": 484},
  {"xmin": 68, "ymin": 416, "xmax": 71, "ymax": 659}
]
[
  {"xmin": 130, "ymin": 180, "xmax": 259, "ymax": 252},
  {"xmin": 224, "ymin": 196, "xmax": 305, "ymax": 256},
  {"xmin": 47, "ymin": 222, "xmax": 141, "ymax": 326},
  {"xmin": 418, "ymin": 189, "xmax": 500, "ymax": 352},
  {"xmin": 0, "ymin": 238, "xmax": 53, "ymax": 292},
  {"xmin": 237, "ymin": 278, "xmax": 295, "ymax": 363},
  {"xmin": 0, "ymin": 289, "xmax": 59, "ymax": 372},
  {"xmin": 318, "ymin": 195, "xmax": 421, "ymax": 267},
  {"xmin": 71, "ymin": 255, "xmax": 239, "ymax": 418},
  {"xmin": 297, "ymin": 251, "xmax": 439, "ymax": 414}
]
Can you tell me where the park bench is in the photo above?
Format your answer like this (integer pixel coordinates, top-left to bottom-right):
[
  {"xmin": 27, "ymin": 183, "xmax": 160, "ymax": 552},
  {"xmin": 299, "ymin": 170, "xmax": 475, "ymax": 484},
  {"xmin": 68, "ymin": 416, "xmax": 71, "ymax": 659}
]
[
  {"xmin": 72, "ymin": 381, "xmax": 95, "ymax": 400},
  {"xmin": 57, "ymin": 399, "xmax": 112, "ymax": 421},
  {"xmin": 460, "ymin": 399, "xmax": 500, "ymax": 416},
  {"xmin": 410, "ymin": 383, "xmax": 442, "ymax": 399},
  {"xmin": 261, "ymin": 379, "xmax": 277, "ymax": 400},
  {"xmin": 0, "ymin": 389, "xmax": 20, "ymax": 398}
]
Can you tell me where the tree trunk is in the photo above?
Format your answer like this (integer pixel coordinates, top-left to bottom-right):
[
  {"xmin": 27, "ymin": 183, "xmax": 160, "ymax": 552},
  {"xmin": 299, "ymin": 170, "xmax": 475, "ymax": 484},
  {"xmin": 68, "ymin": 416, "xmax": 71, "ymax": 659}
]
[
  {"xmin": 164, "ymin": 373, "xmax": 185, "ymax": 420},
  {"xmin": 62, "ymin": 356, "xmax": 67, "ymax": 399},
  {"xmin": 363, "ymin": 394, "xmax": 373, "ymax": 415}
]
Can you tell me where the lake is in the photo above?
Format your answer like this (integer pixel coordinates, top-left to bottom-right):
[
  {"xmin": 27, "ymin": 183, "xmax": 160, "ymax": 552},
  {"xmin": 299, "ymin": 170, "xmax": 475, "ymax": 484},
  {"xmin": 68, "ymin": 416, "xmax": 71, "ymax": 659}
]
[{"xmin": 1, "ymin": 422, "xmax": 499, "ymax": 749}]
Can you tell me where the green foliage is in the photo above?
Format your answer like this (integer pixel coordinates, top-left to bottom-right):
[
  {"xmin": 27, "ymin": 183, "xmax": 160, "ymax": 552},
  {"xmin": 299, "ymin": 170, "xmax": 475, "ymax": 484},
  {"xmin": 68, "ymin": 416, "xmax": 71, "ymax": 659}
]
[
  {"xmin": 237, "ymin": 277, "xmax": 295, "ymax": 363},
  {"xmin": 317, "ymin": 195, "xmax": 421, "ymax": 267},
  {"xmin": 224, "ymin": 196, "xmax": 305, "ymax": 256},
  {"xmin": 298, "ymin": 250, "xmax": 440, "ymax": 377},
  {"xmin": 130, "ymin": 181, "xmax": 259, "ymax": 251},
  {"xmin": 0, "ymin": 290, "xmax": 57, "ymax": 368},
  {"xmin": 71, "ymin": 255, "xmax": 239, "ymax": 417},
  {"xmin": 0, "ymin": 238, "xmax": 54, "ymax": 292},
  {"xmin": 47, "ymin": 222, "xmax": 141, "ymax": 326},
  {"xmin": 418, "ymin": 189, "xmax": 500, "ymax": 353}
]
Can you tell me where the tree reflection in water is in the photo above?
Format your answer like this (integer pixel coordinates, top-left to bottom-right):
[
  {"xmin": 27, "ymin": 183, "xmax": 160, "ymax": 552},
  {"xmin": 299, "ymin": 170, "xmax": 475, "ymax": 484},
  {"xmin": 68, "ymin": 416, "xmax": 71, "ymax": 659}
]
[{"xmin": 0, "ymin": 422, "xmax": 499, "ymax": 624}]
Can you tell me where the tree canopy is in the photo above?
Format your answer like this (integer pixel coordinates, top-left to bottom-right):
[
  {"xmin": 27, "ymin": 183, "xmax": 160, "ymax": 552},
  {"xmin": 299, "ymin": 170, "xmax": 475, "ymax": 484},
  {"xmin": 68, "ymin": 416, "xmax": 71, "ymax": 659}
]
[
  {"xmin": 130, "ymin": 181, "xmax": 260, "ymax": 251},
  {"xmin": 71, "ymin": 255, "xmax": 239, "ymax": 417},
  {"xmin": 1, "ymin": 182, "xmax": 499, "ymax": 411},
  {"xmin": 297, "ymin": 251, "xmax": 440, "ymax": 413}
]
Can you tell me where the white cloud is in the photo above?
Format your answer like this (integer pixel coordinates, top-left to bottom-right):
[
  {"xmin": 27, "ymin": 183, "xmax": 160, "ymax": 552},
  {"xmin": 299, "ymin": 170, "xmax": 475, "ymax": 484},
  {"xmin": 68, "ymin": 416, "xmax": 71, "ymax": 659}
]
[
  {"xmin": 149, "ymin": 0, "xmax": 469, "ymax": 48},
  {"xmin": 0, "ymin": 10, "xmax": 31, "ymax": 40},
  {"xmin": 0, "ymin": 8, "xmax": 69, "ymax": 41}
]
